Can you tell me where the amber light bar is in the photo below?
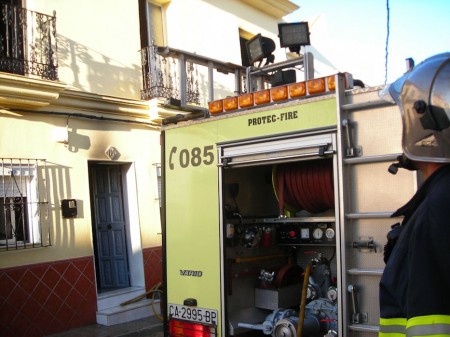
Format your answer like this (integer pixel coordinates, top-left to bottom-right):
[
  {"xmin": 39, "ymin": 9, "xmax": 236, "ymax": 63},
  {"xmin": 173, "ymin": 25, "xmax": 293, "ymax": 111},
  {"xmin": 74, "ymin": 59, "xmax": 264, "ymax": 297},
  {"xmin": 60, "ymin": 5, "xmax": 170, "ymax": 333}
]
[
  {"xmin": 223, "ymin": 96, "xmax": 238, "ymax": 111},
  {"xmin": 208, "ymin": 73, "xmax": 351, "ymax": 115},
  {"xmin": 239, "ymin": 93, "xmax": 254, "ymax": 108}
]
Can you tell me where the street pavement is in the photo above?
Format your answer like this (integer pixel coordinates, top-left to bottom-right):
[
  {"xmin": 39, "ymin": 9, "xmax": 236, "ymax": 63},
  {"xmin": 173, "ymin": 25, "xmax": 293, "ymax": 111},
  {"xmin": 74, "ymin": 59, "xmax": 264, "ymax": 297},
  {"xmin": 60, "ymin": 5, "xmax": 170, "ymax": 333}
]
[{"xmin": 45, "ymin": 316, "xmax": 164, "ymax": 337}]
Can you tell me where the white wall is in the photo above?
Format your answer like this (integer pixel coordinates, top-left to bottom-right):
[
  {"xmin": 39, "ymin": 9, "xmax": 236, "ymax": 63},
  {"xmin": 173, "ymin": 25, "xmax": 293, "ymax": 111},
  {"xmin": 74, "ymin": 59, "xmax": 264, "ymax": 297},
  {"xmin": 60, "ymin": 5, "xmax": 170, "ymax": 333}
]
[
  {"xmin": 165, "ymin": 0, "xmax": 287, "ymax": 65},
  {"xmin": 28, "ymin": 0, "xmax": 143, "ymax": 100}
]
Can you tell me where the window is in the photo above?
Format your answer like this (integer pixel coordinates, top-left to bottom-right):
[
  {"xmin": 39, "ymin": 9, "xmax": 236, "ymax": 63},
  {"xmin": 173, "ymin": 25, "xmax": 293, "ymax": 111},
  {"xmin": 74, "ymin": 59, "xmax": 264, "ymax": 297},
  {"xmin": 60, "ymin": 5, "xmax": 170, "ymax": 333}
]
[
  {"xmin": 139, "ymin": 0, "xmax": 168, "ymax": 99},
  {"xmin": 147, "ymin": 2, "xmax": 165, "ymax": 46},
  {"xmin": 0, "ymin": 159, "xmax": 50, "ymax": 251},
  {"xmin": 0, "ymin": 0, "xmax": 25, "ymax": 75},
  {"xmin": 239, "ymin": 28, "xmax": 254, "ymax": 67},
  {"xmin": 0, "ymin": 0, "xmax": 58, "ymax": 80}
]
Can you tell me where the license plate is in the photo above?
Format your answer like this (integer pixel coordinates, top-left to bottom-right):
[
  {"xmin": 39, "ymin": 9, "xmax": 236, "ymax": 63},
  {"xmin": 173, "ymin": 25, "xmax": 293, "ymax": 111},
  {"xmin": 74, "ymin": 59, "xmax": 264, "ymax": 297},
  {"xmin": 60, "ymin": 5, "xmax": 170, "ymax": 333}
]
[{"xmin": 168, "ymin": 303, "xmax": 218, "ymax": 325}]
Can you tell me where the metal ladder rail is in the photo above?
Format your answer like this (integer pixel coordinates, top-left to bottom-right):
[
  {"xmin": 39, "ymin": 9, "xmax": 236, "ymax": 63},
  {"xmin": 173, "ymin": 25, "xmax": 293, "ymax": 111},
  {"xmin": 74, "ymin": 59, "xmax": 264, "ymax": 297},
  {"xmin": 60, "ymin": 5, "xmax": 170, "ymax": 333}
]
[
  {"xmin": 344, "ymin": 155, "xmax": 405, "ymax": 334},
  {"xmin": 336, "ymin": 86, "xmax": 399, "ymax": 335}
]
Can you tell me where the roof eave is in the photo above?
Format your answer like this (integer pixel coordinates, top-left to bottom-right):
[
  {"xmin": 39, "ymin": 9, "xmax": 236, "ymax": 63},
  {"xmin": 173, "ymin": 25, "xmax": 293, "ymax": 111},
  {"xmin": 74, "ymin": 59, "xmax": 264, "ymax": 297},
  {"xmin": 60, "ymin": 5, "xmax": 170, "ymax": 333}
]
[{"xmin": 240, "ymin": 0, "xmax": 299, "ymax": 19}]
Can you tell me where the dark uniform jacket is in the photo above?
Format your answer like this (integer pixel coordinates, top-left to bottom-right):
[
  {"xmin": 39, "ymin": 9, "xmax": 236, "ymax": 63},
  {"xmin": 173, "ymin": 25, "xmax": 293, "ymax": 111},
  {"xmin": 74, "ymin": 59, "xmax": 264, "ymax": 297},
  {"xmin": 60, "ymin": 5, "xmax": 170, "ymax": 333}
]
[{"xmin": 379, "ymin": 165, "xmax": 450, "ymax": 337}]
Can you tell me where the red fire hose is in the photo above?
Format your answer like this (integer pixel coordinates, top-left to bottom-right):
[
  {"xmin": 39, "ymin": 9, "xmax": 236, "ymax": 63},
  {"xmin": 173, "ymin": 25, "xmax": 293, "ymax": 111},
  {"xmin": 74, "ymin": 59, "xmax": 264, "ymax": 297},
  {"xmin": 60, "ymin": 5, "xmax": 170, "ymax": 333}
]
[{"xmin": 274, "ymin": 160, "xmax": 334, "ymax": 215}]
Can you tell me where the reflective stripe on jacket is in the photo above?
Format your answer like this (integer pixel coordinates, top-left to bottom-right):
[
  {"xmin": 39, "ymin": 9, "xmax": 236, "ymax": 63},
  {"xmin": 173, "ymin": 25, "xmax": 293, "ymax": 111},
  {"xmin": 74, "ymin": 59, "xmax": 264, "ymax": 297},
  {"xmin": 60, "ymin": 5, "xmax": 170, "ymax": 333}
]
[
  {"xmin": 379, "ymin": 317, "xmax": 406, "ymax": 337},
  {"xmin": 380, "ymin": 315, "xmax": 450, "ymax": 337}
]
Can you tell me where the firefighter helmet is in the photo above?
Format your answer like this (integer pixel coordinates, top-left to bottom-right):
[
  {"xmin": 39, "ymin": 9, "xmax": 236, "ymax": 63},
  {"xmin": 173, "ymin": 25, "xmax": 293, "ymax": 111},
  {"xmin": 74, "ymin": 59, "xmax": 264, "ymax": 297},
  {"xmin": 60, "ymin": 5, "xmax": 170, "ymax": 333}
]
[{"xmin": 382, "ymin": 52, "xmax": 450, "ymax": 163}]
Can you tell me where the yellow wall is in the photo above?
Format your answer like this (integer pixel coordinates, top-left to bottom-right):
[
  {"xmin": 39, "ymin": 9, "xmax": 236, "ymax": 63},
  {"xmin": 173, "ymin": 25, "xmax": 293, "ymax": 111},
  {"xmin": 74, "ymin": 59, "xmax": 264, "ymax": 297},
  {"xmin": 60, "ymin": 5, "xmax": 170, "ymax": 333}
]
[
  {"xmin": 0, "ymin": 94, "xmax": 161, "ymax": 268},
  {"xmin": 0, "ymin": 0, "xmax": 162, "ymax": 270}
]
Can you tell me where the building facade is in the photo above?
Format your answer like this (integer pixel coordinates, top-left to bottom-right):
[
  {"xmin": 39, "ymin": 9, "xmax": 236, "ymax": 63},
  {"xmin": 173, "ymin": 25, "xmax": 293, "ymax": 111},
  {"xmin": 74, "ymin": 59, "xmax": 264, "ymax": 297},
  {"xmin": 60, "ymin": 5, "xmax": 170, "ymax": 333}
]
[{"xmin": 0, "ymin": 0, "xmax": 298, "ymax": 336}]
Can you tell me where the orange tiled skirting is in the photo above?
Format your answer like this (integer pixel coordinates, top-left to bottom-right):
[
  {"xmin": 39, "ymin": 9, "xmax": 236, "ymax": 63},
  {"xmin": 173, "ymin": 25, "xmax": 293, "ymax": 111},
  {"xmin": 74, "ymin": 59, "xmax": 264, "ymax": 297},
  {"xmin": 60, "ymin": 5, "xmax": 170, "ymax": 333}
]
[
  {"xmin": 0, "ymin": 256, "xmax": 97, "ymax": 337},
  {"xmin": 0, "ymin": 247, "xmax": 163, "ymax": 337},
  {"xmin": 143, "ymin": 246, "xmax": 163, "ymax": 291}
]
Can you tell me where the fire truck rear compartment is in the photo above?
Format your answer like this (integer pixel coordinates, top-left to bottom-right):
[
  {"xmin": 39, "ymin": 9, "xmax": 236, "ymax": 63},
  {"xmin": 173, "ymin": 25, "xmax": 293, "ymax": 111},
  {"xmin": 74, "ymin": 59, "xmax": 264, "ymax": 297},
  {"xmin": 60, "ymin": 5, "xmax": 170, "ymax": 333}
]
[{"xmin": 222, "ymin": 157, "xmax": 338, "ymax": 337}]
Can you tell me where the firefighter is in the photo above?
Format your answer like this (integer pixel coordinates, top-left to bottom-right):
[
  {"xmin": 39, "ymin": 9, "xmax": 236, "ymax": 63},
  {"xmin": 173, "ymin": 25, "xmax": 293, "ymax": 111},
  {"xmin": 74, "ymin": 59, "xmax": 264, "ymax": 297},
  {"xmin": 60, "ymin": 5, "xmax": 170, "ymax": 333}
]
[{"xmin": 379, "ymin": 52, "xmax": 450, "ymax": 337}]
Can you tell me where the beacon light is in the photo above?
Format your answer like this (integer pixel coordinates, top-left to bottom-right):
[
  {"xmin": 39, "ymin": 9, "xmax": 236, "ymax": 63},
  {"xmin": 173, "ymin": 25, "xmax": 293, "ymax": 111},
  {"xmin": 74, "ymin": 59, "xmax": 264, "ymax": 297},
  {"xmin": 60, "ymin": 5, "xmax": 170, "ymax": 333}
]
[
  {"xmin": 223, "ymin": 96, "xmax": 238, "ymax": 111},
  {"xmin": 289, "ymin": 82, "xmax": 306, "ymax": 98},
  {"xmin": 208, "ymin": 99, "xmax": 223, "ymax": 114},
  {"xmin": 327, "ymin": 75, "xmax": 336, "ymax": 91},
  {"xmin": 239, "ymin": 93, "xmax": 254, "ymax": 108},
  {"xmin": 271, "ymin": 85, "xmax": 288, "ymax": 101},
  {"xmin": 254, "ymin": 89, "xmax": 271, "ymax": 105},
  {"xmin": 307, "ymin": 78, "xmax": 326, "ymax": 94}
]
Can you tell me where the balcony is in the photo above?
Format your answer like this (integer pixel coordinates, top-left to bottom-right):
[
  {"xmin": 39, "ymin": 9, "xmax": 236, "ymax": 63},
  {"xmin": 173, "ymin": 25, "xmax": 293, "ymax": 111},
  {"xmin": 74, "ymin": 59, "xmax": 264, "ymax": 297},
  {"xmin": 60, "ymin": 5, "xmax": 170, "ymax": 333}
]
[
  {"xmin": 140, "ymin": 44, "xmax": 310, "ymax": 123},
  {"xmin": 0, "ymin": 2, "xmax": 58, "ymax": 81},
  {"xmin": 140, "ymin": 44, "xmax": 246, "ymax": 113}
]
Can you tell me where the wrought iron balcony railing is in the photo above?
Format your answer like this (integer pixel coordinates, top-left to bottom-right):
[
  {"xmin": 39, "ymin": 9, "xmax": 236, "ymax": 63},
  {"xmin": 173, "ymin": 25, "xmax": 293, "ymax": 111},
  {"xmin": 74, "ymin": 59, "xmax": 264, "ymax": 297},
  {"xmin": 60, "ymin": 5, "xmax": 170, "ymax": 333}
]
[
  {"xmin": 141, "ymin": 44, "xmax": 246, "ymax": 109},
  {"xmin": 140, "ymin": 45, "xmax": 310, "ymax": 113},
  {"xmin": 0, "ymin": 2, "xmax": 58, "ymax": 80}
]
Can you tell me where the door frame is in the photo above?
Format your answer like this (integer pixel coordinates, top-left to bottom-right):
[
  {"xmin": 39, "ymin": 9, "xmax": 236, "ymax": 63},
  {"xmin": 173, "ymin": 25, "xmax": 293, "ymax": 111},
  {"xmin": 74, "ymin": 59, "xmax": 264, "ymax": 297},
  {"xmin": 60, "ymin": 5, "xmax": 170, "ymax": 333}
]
[{"xmin": 89, "ymin": 161, "xmax": 145, "ymax": 292}]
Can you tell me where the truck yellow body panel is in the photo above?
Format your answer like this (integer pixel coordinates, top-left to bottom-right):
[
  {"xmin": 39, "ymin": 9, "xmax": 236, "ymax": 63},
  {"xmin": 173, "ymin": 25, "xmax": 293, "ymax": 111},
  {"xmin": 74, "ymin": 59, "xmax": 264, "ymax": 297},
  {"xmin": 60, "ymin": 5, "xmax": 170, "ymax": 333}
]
[
  {"xmin": 162, "ymin": 82, "xmax": 416, "ymax": 337},
  {"xmin": 164, "ymin": 97, "xmax": 337, "ymax": 332}
]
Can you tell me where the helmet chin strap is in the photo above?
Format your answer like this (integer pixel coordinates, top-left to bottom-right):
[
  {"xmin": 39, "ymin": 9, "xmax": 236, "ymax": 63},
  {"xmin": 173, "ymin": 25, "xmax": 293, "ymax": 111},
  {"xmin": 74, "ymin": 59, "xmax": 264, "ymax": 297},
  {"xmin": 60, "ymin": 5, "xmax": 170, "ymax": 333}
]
[{"xmin": 388, "ymin": 154, "xmax": 418, "ymax": 175}]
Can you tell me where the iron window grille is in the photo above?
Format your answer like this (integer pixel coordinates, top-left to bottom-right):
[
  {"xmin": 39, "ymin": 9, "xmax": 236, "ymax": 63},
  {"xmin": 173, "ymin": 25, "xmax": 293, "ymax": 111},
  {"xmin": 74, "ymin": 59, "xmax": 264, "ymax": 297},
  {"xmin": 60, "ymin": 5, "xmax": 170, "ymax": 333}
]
[{"xmin": 0, "ymin": 158, "xmax": 50, "ymax": 251}]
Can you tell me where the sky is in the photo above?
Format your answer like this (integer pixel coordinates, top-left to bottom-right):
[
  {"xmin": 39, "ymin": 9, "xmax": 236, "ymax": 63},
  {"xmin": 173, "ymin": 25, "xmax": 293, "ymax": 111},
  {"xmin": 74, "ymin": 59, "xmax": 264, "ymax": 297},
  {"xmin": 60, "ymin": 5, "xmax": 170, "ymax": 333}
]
[{"xmin": 283, "ymin": 0, "xmax": 450, "ymax": 87}]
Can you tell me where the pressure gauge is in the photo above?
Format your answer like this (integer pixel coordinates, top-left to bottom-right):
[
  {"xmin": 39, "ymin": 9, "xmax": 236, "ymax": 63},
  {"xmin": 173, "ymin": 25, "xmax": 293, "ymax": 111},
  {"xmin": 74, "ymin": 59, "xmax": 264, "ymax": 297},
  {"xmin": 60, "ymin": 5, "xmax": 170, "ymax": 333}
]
[
  {"xmin": 325, "ymin": 228, "xmax": 335, "ymax": 240},
  {"xmin": 313, "ymin": 228, "xmax": 323, "ymax": 239}
]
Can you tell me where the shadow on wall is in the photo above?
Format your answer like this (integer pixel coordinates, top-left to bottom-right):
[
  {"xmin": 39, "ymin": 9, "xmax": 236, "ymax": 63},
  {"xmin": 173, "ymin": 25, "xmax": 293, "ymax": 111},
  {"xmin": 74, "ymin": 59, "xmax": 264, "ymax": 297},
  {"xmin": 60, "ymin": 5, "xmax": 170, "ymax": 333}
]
[
  {"xmin": 57, "ymin": 34, "xmax": 142, "ymax": 100},
  {"xmin": 66, "ymin": 128, "xmax": 91, "ymax": 153},
  {"xmin": 41, "ymin": 162, "xmax": 79, "ymax": 250}
]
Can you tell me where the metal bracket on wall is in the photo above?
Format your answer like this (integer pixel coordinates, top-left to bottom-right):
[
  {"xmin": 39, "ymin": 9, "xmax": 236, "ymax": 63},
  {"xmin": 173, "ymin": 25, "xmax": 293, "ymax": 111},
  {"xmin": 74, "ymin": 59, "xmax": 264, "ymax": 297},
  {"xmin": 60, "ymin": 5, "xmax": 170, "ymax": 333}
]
[
  {"xmin": 348, "ymin": 284, "xmax": 369, "ymax": 324},
  {"xmin": 342, "ymin": 119, "xmax": 362, "ymax": 157},
  {"xmin": 352, "ymin": 236, "xmax": 377, "ymax": 253}
]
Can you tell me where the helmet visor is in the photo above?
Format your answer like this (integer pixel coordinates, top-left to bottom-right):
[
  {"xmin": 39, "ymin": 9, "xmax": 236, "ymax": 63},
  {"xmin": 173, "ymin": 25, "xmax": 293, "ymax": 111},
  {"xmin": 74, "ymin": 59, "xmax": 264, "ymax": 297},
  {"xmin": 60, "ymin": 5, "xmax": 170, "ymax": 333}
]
[{"xmin": 379, "ymin": 72, "xmax": 409, "ymax": 105}]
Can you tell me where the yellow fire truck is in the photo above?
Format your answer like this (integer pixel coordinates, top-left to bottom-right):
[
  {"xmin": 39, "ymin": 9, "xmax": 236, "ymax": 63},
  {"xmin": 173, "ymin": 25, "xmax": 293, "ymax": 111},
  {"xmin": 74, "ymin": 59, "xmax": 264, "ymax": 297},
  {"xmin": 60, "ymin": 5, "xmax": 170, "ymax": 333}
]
[{"xmin": 161, "ymin": 65, "xmax": 416, "ymax": 337}]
